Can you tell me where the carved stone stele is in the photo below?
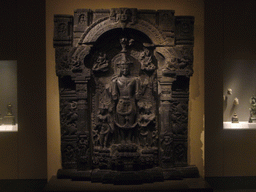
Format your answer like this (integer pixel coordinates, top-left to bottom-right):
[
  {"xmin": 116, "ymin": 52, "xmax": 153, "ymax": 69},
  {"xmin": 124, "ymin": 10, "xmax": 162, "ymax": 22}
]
[{"xmin": 54, "ymin": 8, "xmax": 198, "ymax": 184}]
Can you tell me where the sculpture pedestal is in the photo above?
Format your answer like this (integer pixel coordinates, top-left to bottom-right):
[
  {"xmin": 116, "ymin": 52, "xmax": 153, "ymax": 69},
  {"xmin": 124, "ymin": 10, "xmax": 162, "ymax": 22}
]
[
  {"xmin": 57, "ymin": 166, "xmax": 199, "ymax": 183},
  {"xmin": 3, "ymin": 115, "xmax": 15, "ymax": 125},
  {"xmin": 43, "ymin": 176, "xmax": 213, "ymax": 192}
]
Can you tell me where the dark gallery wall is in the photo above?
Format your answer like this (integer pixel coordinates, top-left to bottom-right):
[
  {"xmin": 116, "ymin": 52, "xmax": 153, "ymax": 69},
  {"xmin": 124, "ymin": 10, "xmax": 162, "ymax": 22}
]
[
  {"xmin": 205, "ymin": 0, "xmax": 256, "ymax": 177},
  {"xmin": 0, "ymin": 0, "xmax": 256, "ymax": 182},
  {"xmin": 0, "ymin": 1, "xmax": 47, "ymax": 179}
]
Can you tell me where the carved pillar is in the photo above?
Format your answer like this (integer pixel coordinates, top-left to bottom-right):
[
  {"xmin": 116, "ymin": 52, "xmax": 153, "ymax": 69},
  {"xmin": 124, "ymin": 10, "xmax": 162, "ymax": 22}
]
[
  {"xmin": 54, "ymin": 14, "xmax": 93, "ymax": 175},
  {"xmin": 75, "ymin": 80, "xmax": 91, "ymax": 170},
  {"xmin": 159, "ymin": 79, "xmax": 175, "ymax": 168},
  {"xmin": 171, "ymin": 90, "xmax": 189, "ymax": 167}
]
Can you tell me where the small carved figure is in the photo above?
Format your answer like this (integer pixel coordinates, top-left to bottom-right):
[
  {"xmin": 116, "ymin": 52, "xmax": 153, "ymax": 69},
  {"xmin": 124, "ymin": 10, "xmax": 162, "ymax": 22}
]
[
  {"xmin": 162, "ymin": 53, "xmax": 193, "ymax": 77},
  {"xmin": 92, "ymin": 52, "xmax": 109, "ymax": 72},
  {"xmin": 3, "ymin": 103, "xmax": 16, "ymax": 125},
  {"xmin": 161, "ymin": 133, "xmax": 173, "ymax": 162},
  {"xmin": 227, "ymin": 88, "xmax": 232, "ymax": 95},
  {"xmin": 138, "ymin": 101, "xmax": 156, "ymax": 147},
  {"xmin": 79, "ymin": 14, "xmax": 86, "ymax": 24},
  {"xmin": 60, "ymin": 101, "xmax": 78, "ymax": 136},
  {"xmin": 57, "ymin": 23, "xmax": 67, "ymax": 36},
  {"xmin": 63, "ymin": 145, "xmax": 75, "ymax": 161},
  {"xmin": 138, "ymin": 101, "xmax": 155, "ymax": 127},
  {"xmin": 170, "ymin": 102, "xmax": 188, "ymax": 135},
  {"xmin": 232, "ymin": 113, "xmax": 239, "ymax": 123},
  {"xmin": 110, "ymin": 8, "xmax": 137, "ymax": 27},
  {"xmin": 6, "ymin": 103, "xmax": 13, "ymax": 116},
  {"xmin": 139, "ymin": 127, "xmax": 149, "ymax": 147},
  {"xmin": 92, "ymin": 129, "xmax": 100, "ymax": 146},
  {"xmin": 95, "ymin": 106, "xmax": 113, "ymax": 148},
  {"xmin": 70, "ymin": 57, "xmax": 82, "ymax": 72},
  {"xmin": 162, "ymin": 58, "xmax": 178, "ymax": 76},
  {"xmin": 233, "ymin": 97, "xmax": 239, "ymax": 106},
  {"xmin": 249, "ymin": 96, "xmax": 256, "ymax": 123},
  {"xmin": 139, "ymin": 49, "xmax": 156, "ymax": 72}
]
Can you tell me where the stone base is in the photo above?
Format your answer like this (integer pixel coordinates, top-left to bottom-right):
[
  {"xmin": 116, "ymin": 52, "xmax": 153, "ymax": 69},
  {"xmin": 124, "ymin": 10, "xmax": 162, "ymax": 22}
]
[
  {"xmin": 3, "ymin": 115, "xmax": 15, "ymax": 125},
  {"xmin": 57, "ymin": 166, "xmax": 199, "ymax": 184},
  {"xmin": 43, "ymin": 176, "xmax": 213, "ymax": 192}
]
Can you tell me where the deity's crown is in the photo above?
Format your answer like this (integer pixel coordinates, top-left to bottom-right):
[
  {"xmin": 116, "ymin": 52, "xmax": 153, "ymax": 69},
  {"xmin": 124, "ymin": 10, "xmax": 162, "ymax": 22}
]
[{"xmin": 118, "ymin": 53, "xmax": 132, "ymax": 66}]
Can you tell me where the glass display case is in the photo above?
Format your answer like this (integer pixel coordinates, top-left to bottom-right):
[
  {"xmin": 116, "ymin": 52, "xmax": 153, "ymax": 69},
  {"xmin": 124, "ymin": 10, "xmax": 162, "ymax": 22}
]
[
  {"xmin": 223, "ymin": 60, "xmax": 256, "ymax": 129},
  {"xmin": 0, "ymin": 60, "xmax": 18, "ymax": 131}
]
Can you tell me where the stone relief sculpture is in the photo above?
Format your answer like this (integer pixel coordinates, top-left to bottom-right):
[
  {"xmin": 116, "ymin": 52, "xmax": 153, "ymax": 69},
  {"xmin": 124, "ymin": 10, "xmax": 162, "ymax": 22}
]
[{"xmin": 54, "ymin": 8, "xmax": 197, "ymax": 183}]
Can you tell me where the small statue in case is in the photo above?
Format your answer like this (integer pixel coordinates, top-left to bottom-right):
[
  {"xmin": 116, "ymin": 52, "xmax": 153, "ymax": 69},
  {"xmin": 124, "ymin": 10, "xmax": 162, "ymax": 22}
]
[{"xmin": 249, "ymin": 96, "xmax": 256, "ymax": 123}]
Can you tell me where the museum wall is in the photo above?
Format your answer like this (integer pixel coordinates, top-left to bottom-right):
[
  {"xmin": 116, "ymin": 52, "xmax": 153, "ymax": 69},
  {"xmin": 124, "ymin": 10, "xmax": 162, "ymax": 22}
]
[
  {"xmin": 0, "ymin": 0, "xmax": 46, "ymax": 179},
  {"xmin": 46, "ymin": 0, "xmax": 204, "ymax": 180},
  {"xmin": 205, "ymin": 0, "xmax": 256, "ymax": 177},
  {"xmin": 1, "ymin": 0, "xmax": 255, "ymax": 183}
]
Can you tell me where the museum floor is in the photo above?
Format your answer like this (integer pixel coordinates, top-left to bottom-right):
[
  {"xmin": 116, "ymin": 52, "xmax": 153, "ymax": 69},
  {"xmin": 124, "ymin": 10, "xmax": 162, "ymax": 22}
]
[
  {"xmin": 1, "ymin": 178, "xmax": 256, "ymax": 192},
  {"xmin": 215, "ymin": 190, "xmax": 256, "ymax": 192}
]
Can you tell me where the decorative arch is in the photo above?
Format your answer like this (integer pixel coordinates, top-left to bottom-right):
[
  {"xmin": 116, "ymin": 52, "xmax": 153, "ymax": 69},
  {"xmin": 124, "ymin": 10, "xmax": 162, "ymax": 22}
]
[{"xmin": 78, "ymin": 17, "xmax": 167, "ymax": 46}]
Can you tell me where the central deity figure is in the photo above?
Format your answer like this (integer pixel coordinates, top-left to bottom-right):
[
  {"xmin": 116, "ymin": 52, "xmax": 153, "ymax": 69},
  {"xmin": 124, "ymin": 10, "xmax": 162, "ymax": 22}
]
[{"xmin": 110, "ymin": 53, "xmax": 140, "ymax": 143}]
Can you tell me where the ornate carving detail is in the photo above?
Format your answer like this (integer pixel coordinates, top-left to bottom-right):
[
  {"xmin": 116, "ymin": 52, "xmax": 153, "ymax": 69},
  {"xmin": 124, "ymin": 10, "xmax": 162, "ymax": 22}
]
[
  {"xmin": 77, "ymin": 133, "xmax": 90, "ymax": 169},
  {"xmin": 170, "ymin": 101, "xmax": 188, "ymax": 135},
  {"xmin": 56, "ymin": 47, "xmax": 86, "ymax": 76},
  {"xmin": 79, "ymin": 16, "xmax": 166, "ymax": 46},
  {"xmin": 76, "ymin": 84, "xmax": 87, "ymax": 99},
  {"xmin": 60, "ymin": 100, "xmax": 78, "ymax": 137},
  {"xmin": 160, "ymin": 133, "xmax": 174, "ymax": 165},
  {"xmin": 54, "ymin": 15, "xmax": 73, "ymax": 47},
  {"xmin": 61, "ymin": 142, "xmax": 77, "ymax": 169},
  {"xmin": 55, "ymin": 47, "xmax": 72, "ymax": 75},
  {"xmin": 110, "ymin": 8, "xmax": 137, "ymax": 28},
  {"xmin": 158, "ymin": 10, "xmax": 175, "ymax": 32},
  {"xmin": 92, "ymin": 52, "xmax": 109, "ymax": 73},
  {"xmin": 162, "ymin": 46, "xmax": 193, "ymax": 77},
  {"xmin": 74, "ymin": 9, "xmax": 91, "ymax": 32},
  {"xmin": 139, "ymin": 49, "xmax": 156, "ymax": 72},
  {"xmin": 138, "ymin": 101, "xmax": 155, "ymax": 127},
  {"xmin": 175, "ymin": 16, "xmax": 194, "ymax": 45},
  {"xmin": 174, "ymin": 142, "xmax": 187, "ymax": 166}
]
